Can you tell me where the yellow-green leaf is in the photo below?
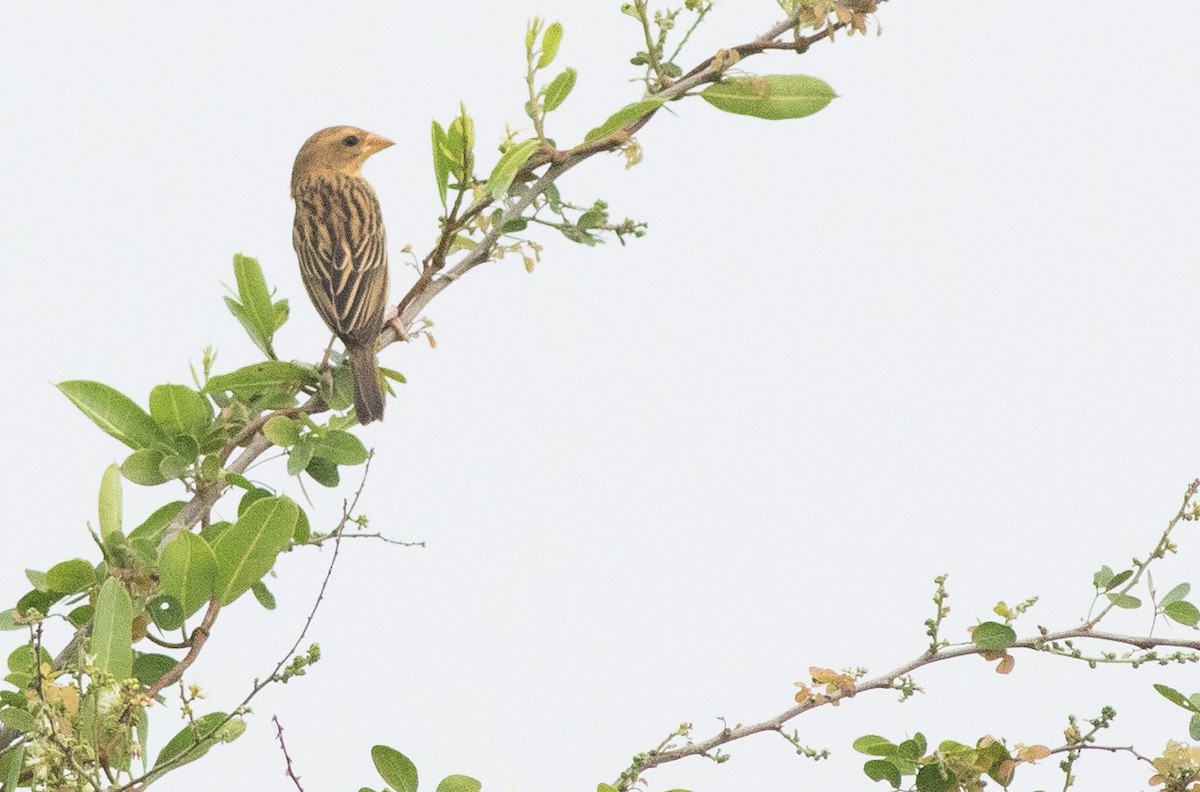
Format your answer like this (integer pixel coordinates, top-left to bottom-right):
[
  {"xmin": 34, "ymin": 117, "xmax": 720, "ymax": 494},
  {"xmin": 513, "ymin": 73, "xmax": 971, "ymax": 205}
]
[
  {"xmin": 160, "ymin": 532, "xmax": 218, "ymax": 617},
  {"xmin": 584, "ymin": 98, "xmax": 663, "ymax": 142},
  {"xmin": 94, "ymin": 578, "xmax": 133, "ymax": 679},
  {"xmin": 58, "ymin": 380, "xmax": 171, "ymax": 451},
  {"xmin": 98, "ymin": 464, "xmax": 123, "ymax": 539},
  {"xmin": 485, "ymin": 139, "xmax": 541, "ymax": 199},
  {"xmin": 700, "ymin": 74, "xmax": 837, "ymax": 120}
]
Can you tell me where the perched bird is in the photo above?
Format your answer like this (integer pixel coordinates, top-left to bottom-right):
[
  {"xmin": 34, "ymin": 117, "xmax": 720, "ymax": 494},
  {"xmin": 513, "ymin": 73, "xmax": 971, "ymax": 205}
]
[{"xmin": 291, "ymin": 125, "xmax": 394, "ymax": 424}]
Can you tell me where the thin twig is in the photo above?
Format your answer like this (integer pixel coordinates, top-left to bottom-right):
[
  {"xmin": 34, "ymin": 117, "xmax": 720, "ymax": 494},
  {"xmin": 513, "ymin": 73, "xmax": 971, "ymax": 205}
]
[{"xmin": 273, "ymin": 715, "xmax": 306, "ymax": 792}]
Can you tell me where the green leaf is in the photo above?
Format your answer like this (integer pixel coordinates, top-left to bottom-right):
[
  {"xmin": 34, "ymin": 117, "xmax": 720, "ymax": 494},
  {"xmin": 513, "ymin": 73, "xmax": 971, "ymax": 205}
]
[
  {"xmin": 94, "ymin": 578, "xmax": 133, "ymax": 679},
  {"xmin": 372, "ymin": 745, "xmax": 418, "ymax": 792},
  {"xmin": 447, "ymin": 105, "xmax": 475, "ymax": 182},
  {"xmin": 0, "ymin": 707, "xmax": 36, "ymax": 733},
  {"xmin": 1092, "ymin": 565, "xmax": 1114, "ymax": 589},
  {"xmin": 232, "ymin": 254, "xmax": 278, "ymax": 358},
  {"xmin": 431, "ymin": 120, "xmax": 451, "ymax": 206},
  {"xmin": 485, "ymin": 139, "xmax": 541, "ymax": 199},
  {"xmin": 147, "ymin": 595, "xmax": 185, "ymax": 631},
  {"xmin": 273, "ymin": 298, "xmax": 290, "ymax": 331},
  {"xmin": 1105, "ymin": 569, "xmax": 1133, "ymax": 591},
  {"xmin": 1, "ymin": 745, "xmax": 24, "ymax": 792},
  {"xmin": 863, "ymin": 759, "xmax": 902, "ymax": 787},
  {"xmin": 263, "ymin": 415, "xmax": 302, "ymax": 447},
  {"xmin": 598, "ymin": 785, "xmax": 619, "ymax": 792},
  {"xmin": 160, "ymin": 532, "xmax": 218, "ymax": 617},
  {"xmin": 915, "ymin": 763, "xmax": 957, "ymax": 792},
  {"xmin": 1162, "ymin": 582, "xmax": 1191, "ymax": 606},
  {"xmin": 437, "ymin": 775, "xmax": 481, "ymax": 792},
  {"xmin": 238, "ymin": 487, "xmax": 274, "ymax": 515},
  {"xmin": 1154, "ymin": 683, "xmax": 1194, "ymax": 710},
  {"xmin": 288, "ymin": 437, "xmax": 316, "ymax": 477},
  {"xmin": 853, "ymin": 735, "xmax": 897, "ymax": 756},
  {"xmin": 700, "ymin": 74, "xmax": 837, "ymax": 120},
  {"xmin": 158, "ymin": 453, "xmax": 191, "ymax": 481},
  {"xmin": 153, "ymin": 712, "xmax": 244, "ymax": 772},
  {"xmin": 970, "ymin": 621, "xmax": 1016, "ymax": 650},
  {"xmin": 45, "ymin": 559, "xmax": 94, "ymax": 595},
  {"xmin": 305, "ymin": 457, "xmax": 340, "ymax": 487},
  {"xmin": 584, "ymin": 98, "xmax": 663, "ymax": 142},
  {"xmin": 58, "ymin": 380, "xmax": 170, "ymax": 451},
  {"xmin": 251, "ymin": 581, "xmax": 276, "ymax": 610},
  {"xmin": 99, "ymin": 463, "xmax": 123, "ymax": 539},
  {"xmin": 544, "ymin": 67, "xmax": 577, "ymax": 112},
  {"xmin": 1191, "ymin": 714, "xmax": 1200, "ymax": 741},
  {"xmin": 212, "ymin": 497, "xmax": 299, "ymax": 605},
  {"xmin": 538, "ymin": 21, "xmax": 563, "ymax": 68},
  {"xmin": 1165, "ymin": 600, "xmax": 1200, "ymax": 627},
  {"xmin": 379, "ymin": 366, "xmax": 407, "ymax": 385},
  {"xmin": 25, "ymin": 569, "xmax": 47, "ymax": 592},
  {"xmin": 224, "ymin": 297, "xmax": 268, "ymax": 358},
  {"xmin": 1106, "ymin": 592, "xmax": 1141, "ymax": 609},
  {"xmin": 7, "ymin": 645, "xmax": 50, "ymax": 674},
  {"xmin": 129, "ymin": 501, "xmax": 185, "ymax": 545},
  {"xmin": 132, "ymin": 653, "xmax": 177, "ymax": 687},
  {"xmin": 313, "ymin": 430, "xmax": 369, "ymax": 466},
  {"xmin": 68, "ymin": 605, "xmax": 93, "ymax": 626},
  {"xmin": 123, "ymin": 449, "xmax": 171, "ymax": 486},
  {"xmin": 149, "ymin": 385, "xmax": 212, "ymax": 438},
  {"xmin": 293, "ymin": 508, "xmax": 311, "ymax": 543},
  {"xmin": 206, "ymin": 361, "xmax": 316, "ymax": 398}
]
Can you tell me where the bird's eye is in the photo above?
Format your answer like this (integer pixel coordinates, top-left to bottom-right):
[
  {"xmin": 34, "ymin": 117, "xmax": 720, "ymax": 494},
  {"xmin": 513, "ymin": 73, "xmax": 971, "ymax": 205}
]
[{"xmin": 341, "ymin": 135, "xmax": 360, "ymax": 147}]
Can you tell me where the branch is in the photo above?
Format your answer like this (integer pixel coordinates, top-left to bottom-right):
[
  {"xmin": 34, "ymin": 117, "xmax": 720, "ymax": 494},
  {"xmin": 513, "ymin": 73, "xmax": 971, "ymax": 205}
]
[{"xmin": 616, "ymin": 627, "xmax": 1200, "ymax": 786}]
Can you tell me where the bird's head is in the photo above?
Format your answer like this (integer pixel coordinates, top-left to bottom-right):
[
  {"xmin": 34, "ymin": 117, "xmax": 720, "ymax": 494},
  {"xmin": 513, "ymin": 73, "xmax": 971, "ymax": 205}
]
[{"xmin": 291, "ymin": 125, "xmax": 394, "ymax": 193}]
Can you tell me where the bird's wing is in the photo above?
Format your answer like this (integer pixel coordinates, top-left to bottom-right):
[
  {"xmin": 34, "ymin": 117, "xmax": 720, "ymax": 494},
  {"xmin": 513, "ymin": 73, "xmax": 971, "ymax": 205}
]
[{"xmin": 293, "ymin": 177, "xmax": 389, "ymax": 346}]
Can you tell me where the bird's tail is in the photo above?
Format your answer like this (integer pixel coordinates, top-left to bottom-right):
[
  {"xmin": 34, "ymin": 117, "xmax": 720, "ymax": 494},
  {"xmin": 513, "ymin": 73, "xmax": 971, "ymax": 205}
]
[{"xmin": 347, "ymin": 344, "xmax": 386, "ymax": 424}]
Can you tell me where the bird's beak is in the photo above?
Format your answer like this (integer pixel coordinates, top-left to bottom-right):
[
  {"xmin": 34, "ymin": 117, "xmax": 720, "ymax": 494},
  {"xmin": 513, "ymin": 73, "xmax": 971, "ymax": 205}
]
[{"xmin": 363, "ymin": 132, "xmax": 395, "ymax": 156}]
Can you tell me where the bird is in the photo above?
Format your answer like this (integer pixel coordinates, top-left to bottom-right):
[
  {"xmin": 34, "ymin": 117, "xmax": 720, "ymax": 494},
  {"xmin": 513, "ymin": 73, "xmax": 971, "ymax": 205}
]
[{"xmin": 291, "ymin": 125, "xmax": 394, "ymax": 424}]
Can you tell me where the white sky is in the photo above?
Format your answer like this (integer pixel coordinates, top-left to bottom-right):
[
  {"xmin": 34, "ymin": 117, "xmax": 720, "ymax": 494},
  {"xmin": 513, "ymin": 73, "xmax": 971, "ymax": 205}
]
[{"xmin": 2, "ymin": 2, "xmax": 1200, "ymax": 790}]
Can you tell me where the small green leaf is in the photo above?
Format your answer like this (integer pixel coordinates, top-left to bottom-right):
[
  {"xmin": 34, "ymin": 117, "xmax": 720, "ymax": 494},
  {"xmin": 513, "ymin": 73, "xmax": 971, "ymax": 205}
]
[
  {"xmin": 1106, "ymin": 592, "xmax": 1141, "ymax": 609},
  {"xmin": 232, "ymin": 254, "xmax": 278, "ymax": 358},
  {"xmin": 1162, "ymin": 582, "xmax": 1191, "ymax": 606},
  {"xmin": 45, "ymin": 559, "xmax": 94, "ymax": 595},
  {"xmin": 485, "ymin": 139, "xmax": 542, "ymax": 199},
  {"xmin": 1105, "ymin": 569, "xmax": 1133, "ymax": 591},
  {"xmin": 853, "ymin": 735, "xmax": 897, "ymax": 756},
  {"xmin": 58, "ymin": 380, "xmax": 171, "ymax": 451},
  {"xmin": 149, "ymin": 385, "xmax": 213, "ymax": 438},
  {"xmin": 132, "ymin": 653, "xmax": 178, "ymax": 687},
  {"xmin": 1154, "ymin": 683, "xmax": 1194, "ymax": 710},
  {"xmin": 970, "ymin": 621, "xmax": 1016, "ymax": 650},
  {"xmin": 1191, "ymin": 714, "xmax": 1200, "ymax": 741},
  {"xmin": 293, "ymin": 508, "xmax": 311, "ymax": 543},
  {"xmin": 1092, "ymin": 565, "xmax": 1114, "ymax": 589},
  {"xmin": 212, "ymin": 497, "xmax": 299, "ymax": 605},
  {"xmin": 863, "ymin": 759, "xmax": 902, "ymax": 787},
  {"xmin": 0, "ymin": 707, "xmax": 36, "ymax": 733},
  {"xmin": 98, "ymin": 463, "xmax": 123, "ymax": 539},
  {"xmin": 915, "ymin": 763, "xmax": 957, "ymax": 792},
  {"xmin": 437, "ymin": 775, "xmax": 482, "ymax": 792},
  {"xmin": 313, "ymin": 430, "xmax": 369, "ymax": 466},
  {"xmin": 288, "ymin": 438, "xmax": 316, "ymax": 477},
  {"xmin": 700, "ymin": 74, "xmax": 837, "ymax": 120},
  {"xmin": 1165, "ymin": 600, "xmax": 1200, "ymax": 627},
  {"xmin": 123, "ymin": 449, "xmax": 171, "ymax": 486},
  {"xmin": 1, "ymin": 745, "xmax": 24, "ymax": 791},
  {"xmin": 128, "ymin": 501, "xmax": 185, "ymax": 545},
  {"xmin": 431, "ymin": 120, "xmax": 451, "ymax": 206},
  {"xmin": 251, "ymin": 581, "xmax": 277, "ymax": 610},
  {"xmin": 263, "ymin": 415, "xmax": 302, "ymax": 447},
  {"xmin": 94, "ymin": 578, "xmax": 133, "ymax": 679},
  {"xmin": 305, "ymin": 457, "xmax": 340, "ymax": 487},
  {"xmin": 447, "ymin": 105, "xmax": 475, "ymax": 182},
  {"xmin": 25, "ymin": 569, "xmax": 47, "ymax": 592},
  {"xmin": 160, "ymin": 532, "xmax": 218, "ymax": 617},
  {"xmin": 584, "ymin": 98, "xmax": 663, "ymax": 142},
  {"xmin": 153, "ymin": 712, "xmax": 244, "ymax": 771},
  {"xmin": 147, "ymin": 595, "xmax": 185, "ymax": 631},
  {"xmin": 206, "ymin": 361, "xmax": 316, "ymax": 399},
  {"xmin": 538, "ymin": 21, "xmax": 563, "ymax": 69},
  {"xmin": 372, "ymin": 745, "xmax": 418, "ymax": 792},
  {"xmin": 544, "ymin": 67, "xmax": 577, "ymax": 112},
  {"xmin": 273, "ymin": 298, "xmax": 290, "ymax": 331},
  {"xmin": 158, "ymin": 453, "xmax": 191, "ymax": 481},
  {"xmin": 379, "ymin": 367, "xmax": 407, "ymax": 384}
]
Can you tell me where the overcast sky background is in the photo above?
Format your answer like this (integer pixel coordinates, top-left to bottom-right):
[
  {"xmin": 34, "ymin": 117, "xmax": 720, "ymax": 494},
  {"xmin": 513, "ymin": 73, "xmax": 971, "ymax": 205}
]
[{"xmin": 2, "ymin": 2, "xmax": 1199, "ymax": 790}]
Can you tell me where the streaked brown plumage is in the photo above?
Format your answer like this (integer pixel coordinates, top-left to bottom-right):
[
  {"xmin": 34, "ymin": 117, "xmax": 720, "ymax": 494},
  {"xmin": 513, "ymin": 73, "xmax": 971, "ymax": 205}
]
[{"xmin": 291, "ymin": 126, "xmax": 394, "ymax": 424}]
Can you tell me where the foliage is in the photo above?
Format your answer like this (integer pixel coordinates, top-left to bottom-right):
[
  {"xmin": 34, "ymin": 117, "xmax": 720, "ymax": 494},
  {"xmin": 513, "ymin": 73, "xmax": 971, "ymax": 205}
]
[{"xmin": 6, "ymin": 2, "xmax": 1200, "ymax": 791}]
